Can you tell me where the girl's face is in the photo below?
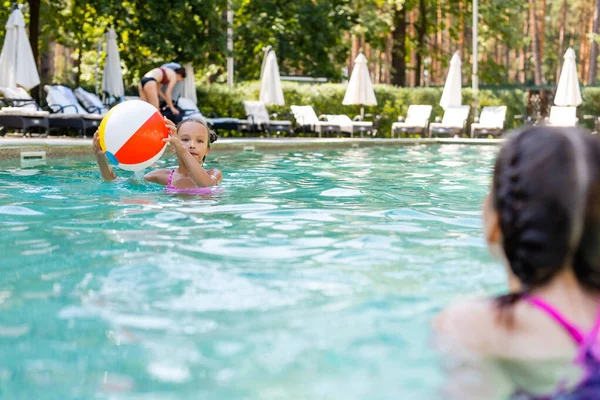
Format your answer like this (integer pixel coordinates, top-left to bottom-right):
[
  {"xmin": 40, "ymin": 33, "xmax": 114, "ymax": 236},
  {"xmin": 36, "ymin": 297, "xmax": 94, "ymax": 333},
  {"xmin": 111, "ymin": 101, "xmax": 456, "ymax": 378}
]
[{"xmin": 177, "ymin": 122, "xmax": 210, "ymax": 163}]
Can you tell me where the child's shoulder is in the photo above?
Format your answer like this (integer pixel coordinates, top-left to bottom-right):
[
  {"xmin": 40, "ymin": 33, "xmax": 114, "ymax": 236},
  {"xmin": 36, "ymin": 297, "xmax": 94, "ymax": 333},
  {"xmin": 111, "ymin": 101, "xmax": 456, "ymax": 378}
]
[
  {"xmin": 434, "ymin": 297, "xmax": 509, "ymax": 355},
  {"xmin": 144, "ymin": 168, "xmax": 171, "ymax": 184}
]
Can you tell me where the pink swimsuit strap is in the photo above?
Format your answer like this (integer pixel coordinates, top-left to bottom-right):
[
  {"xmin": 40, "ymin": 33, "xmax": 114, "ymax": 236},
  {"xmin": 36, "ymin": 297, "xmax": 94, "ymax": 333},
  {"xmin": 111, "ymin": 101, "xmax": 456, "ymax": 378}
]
[
  {"xmin": 167, "ymin": 169, "xmax": 175, "ymax": 188},
  {"xmin": 165, "ymin": 169, "xmax": 221, "ymax": 195},
  {"xmin": 525, "ymin": 296, "xmax": 587, "ymax": 345}
]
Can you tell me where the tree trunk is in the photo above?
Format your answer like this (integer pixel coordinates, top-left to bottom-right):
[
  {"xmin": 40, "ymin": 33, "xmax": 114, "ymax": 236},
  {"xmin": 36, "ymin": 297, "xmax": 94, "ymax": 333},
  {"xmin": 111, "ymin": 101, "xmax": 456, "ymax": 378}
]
[
  {"xmin": 588, "ymin": 0, "xmax": 600, "ymax": 85},
  {"xmin": 384, "ymin": 34, "xmax": 392, "ymax": 84},
  {"xmin": 556, "ymin": 0, "xmax": 568, "ymax": 83},
  {"xmin": 538, "ymin": 0, "xmax": 545, "ymax": 65},
  {"xmin": 458, "ymin": 1, "xmax": 464, "ymax": 58},
  {"xmin": 519, "ymin": 12, "xmax": 529, "ymax": 84},
  {"xmin": 434, "ymin": 1, "xmax": 442, "ymax": 85},
  {"xmin": 391, "ymin": 4, "xmax": 407, "ymax": 86},
  {"xmin": 415, "ymin": 0, "xmax": 427, "ymax": 87},
  {"xmin": 580, "ymin": 6, "xmax": 594, "ymax": 82},
  {"xmin": 530, "ymin": 0, "xmax": 543, "ymax": 85},
  {"xmin": 28, "ymin": 0, "xmax": 39, "ymax": 69}
]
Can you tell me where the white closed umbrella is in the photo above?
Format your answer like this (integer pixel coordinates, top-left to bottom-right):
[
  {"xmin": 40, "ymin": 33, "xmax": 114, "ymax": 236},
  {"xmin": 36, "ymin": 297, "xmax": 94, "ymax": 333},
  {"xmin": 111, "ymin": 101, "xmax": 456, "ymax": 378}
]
[
  {"xmin": 343, "ymin": 53, "xmax": 377, "ymax": 118},
  {"xmin": 182, "ymin": 62, "xmax": 197, "ymax": 104},
  {"xmin": 440, "ymin": 52, "xmax": 462, "ymax": 109},
  {"xmin": 101, "ymin": 28, "xmax": 124, "ymax": 98},
  {"xmin": 0, "ymin": 6, "xmax": 40, "ymax": 90},
  {"xmin": 555, "ymin": 48, "xmax": 582, "ymax": 107},
  {"xmin": 259, "ymin": 48, "xmax": 285, "ymax": 106}
]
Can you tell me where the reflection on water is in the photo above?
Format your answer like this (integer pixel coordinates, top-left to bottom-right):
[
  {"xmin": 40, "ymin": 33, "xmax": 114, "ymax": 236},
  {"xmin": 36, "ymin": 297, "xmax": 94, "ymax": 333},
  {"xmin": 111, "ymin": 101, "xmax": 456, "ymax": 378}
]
[{"xmin": 0, "ymin": 145, "xmax": 504, "ymax": 399}]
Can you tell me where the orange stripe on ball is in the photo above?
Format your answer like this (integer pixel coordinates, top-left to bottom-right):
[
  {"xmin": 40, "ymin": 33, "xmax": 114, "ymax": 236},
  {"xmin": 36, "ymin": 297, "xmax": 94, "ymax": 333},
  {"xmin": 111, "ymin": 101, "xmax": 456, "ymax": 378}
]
[{"xmin": 114, "ymin": 111, "xmax": 168, "ymax": 165}]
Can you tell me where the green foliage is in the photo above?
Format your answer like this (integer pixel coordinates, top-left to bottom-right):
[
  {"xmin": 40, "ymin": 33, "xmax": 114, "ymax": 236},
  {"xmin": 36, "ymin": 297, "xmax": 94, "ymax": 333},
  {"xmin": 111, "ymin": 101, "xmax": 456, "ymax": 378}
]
[
  {"xmin": 196, "ymin": 82, "xmax": 528, "ymax": 136},
  {"xmin": 7, "ymin": 0, "xmax": 594, "ymax": 89},
  {"xmin": 40, "ymin": 0, "xmax": 227, "ymax": 86},
  {"xmin": 233, "ymin": 0, "xmax": 355, "ymax": 81}
]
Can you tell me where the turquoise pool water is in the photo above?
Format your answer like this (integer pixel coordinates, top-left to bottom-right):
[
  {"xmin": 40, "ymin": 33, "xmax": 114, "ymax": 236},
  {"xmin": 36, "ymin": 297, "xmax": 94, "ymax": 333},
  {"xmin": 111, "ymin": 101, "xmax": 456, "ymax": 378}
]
[{"xmin": 0, "ymin": 145, "xmax": 504, "ymax": 399}]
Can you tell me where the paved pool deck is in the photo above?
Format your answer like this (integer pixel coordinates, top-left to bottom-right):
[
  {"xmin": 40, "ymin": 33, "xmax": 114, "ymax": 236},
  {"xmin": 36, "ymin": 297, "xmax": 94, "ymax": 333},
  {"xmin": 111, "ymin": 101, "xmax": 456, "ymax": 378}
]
[{"xmin": 0, "ymin": 136, "xmax": 502, "ymax": 160}]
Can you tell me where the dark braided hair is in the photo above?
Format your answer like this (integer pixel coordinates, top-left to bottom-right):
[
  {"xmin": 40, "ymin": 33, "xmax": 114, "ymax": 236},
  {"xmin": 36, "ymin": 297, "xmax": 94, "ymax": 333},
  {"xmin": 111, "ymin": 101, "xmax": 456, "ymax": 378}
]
[{"xmin": 494, "ymin": 127, "xmax": 600, "ymax": 312}]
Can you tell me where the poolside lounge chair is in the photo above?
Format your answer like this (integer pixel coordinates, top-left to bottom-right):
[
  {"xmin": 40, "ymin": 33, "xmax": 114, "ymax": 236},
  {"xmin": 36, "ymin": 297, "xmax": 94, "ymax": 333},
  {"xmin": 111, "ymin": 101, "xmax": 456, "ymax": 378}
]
[
  {"xmin": 75, "ymin": 87, "xmax": 109, "ymax": 115},
  {"xmin": 428, "ymin": 105, "xmax": 471, "ymax": 138},
  {"xmin": 470, "ymin": 106, "xmax": 507, "ymax": 138},
  {"xmin": 547, "ymin": 106, "xmax": 578, "ymax": 127},
  {"xmin": 391, "ymin": 105, "xmax": 432, "ymax": 138},
  {"xmin": 321, "ymin": 114, "xmax": 374, "ymax": 137},
  {"xmin": 290, "ymin": 105, "xmax": 342, "ymax": 137},
  {"xmin": 44, "ymin": 85, "xmax": 103, "ymax": 137},
  {"xmin": 0, "ymin": 86, "xmax": 49, "ymax": 136},
  {"xmin": 241, "ymin": 100, "xmax": 292, "ymax": 135},
  {"xmin": 176, "ymin": 97, "xmax": 240, "ymax": 132}
]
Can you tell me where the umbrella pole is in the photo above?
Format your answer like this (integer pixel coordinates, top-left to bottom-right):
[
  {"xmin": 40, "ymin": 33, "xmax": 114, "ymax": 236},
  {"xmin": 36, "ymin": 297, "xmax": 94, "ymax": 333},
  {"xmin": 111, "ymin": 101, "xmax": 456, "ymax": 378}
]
[
  {"xmin": 360, "ymin": 106, "xmax": 364, "ymax": 120},
  {"xmin": 94, "ymin": 38, "xmax": 102, "ymax": 96},
  {"xmin": 472, "ymin": 0, "xmax": 479, "ymax": 116}
]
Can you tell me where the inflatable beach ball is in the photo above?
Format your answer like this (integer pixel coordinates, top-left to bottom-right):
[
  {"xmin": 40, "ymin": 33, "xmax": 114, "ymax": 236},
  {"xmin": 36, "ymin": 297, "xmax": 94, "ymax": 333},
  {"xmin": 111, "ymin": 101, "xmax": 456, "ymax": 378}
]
[{"xmin": 98, "ymin": 100, "xmax": 168, "ymax": 172}]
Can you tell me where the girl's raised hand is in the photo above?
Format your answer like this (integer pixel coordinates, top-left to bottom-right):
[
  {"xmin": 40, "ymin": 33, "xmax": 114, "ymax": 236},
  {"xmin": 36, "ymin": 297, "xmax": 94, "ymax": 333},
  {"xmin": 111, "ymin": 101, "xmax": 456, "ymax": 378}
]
[
  {"xmin": 163, "ymin": 117, "xmax": 179, "ymax": 154},
  {"xmin": 164, "ymin": 117, "xmax": 177, "ymax": 136},
  {"xmin": 92, "ymin": 130, "xmax": 104, "ymax": 157}
]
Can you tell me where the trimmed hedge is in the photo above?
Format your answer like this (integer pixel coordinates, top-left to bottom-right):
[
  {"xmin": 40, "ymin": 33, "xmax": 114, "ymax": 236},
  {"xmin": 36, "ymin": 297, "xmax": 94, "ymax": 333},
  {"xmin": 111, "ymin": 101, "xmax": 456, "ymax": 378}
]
[
  {"xmin": 196, "ymin": 82, "xmax": 529, "ymax": 137},
  {"xmin": 196, "ymin": 83, "xmax": 600, "ymax": 136}
]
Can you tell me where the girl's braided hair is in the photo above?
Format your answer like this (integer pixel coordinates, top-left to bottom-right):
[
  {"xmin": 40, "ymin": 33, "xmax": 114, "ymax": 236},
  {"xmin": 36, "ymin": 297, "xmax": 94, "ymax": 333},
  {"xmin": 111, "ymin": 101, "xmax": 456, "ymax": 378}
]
[{"xmin": 494, "ymin": 127, "xmax": 600, "ymax": 311}]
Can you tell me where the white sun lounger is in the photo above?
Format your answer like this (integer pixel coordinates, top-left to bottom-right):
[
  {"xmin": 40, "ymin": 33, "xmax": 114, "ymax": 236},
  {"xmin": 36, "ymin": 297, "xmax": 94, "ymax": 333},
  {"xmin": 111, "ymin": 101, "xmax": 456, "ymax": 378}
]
[
  {"xmin": 428, "ymin": 105, "xmax": 470, "ymax": 137},
  {"xmin": 321, "ymin": 114, "xmax": 374, "ymax": 137},
  {"xmin": 391, "ymin": 105, "xmax": 432, "ymax": 138},
  {"xmin": 177, "ymin": 97, "xmax": 240, "ymax": 132},
  {"xmin": 75, "ymin": 87, "xmax": 109, "ymax": 115},
  {"xmin": 290, "ymin": 105, "xmax": 343, "ymax": 137},
  {"xmin": 45, "ymin": 85, "xmax": 103, "ymax": 136},
  {"xmin": 0, "ymin": 86, "xmax": 49, "ymax": 136},
  {"xmin": 471, "ymin": 106, "xmax": 507, "ymax": 138},
  {"xmin": 241, "ymin": 100, "xmax": 292, "ymax": 135}
]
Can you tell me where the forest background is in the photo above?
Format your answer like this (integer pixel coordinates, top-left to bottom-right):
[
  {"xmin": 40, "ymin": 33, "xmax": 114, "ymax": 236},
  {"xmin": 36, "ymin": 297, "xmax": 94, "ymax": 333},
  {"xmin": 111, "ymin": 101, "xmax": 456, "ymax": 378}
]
[
  {"xmin": 7, "ymin": 0, "xmax": 597, "ymax": 89},
  {"xmin": 4, "ymin": 0, "xmax": 600, "ymax": 133}
]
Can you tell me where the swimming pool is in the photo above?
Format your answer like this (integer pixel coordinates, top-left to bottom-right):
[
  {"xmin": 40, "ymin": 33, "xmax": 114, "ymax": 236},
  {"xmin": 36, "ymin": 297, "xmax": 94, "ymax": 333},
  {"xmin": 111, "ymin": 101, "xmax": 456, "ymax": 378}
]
[{"xmin": 0, "ymin": 145, "xmax": 504, "ymax": 399}]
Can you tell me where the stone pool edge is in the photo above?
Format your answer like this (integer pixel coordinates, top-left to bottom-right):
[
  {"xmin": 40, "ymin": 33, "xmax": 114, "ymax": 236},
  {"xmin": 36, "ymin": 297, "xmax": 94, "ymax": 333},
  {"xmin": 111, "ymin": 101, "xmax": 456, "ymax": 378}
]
[{"xmin": 0, "ymin": 137, "xmax": 502, "ymax": 160}]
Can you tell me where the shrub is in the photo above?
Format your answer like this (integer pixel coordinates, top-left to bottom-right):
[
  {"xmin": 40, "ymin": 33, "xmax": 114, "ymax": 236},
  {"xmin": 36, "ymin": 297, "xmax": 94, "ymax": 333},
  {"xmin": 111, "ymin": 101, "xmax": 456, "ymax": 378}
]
[{"xmin": 195, "ymin": 82, "xmax": 533, "ymax": 137}]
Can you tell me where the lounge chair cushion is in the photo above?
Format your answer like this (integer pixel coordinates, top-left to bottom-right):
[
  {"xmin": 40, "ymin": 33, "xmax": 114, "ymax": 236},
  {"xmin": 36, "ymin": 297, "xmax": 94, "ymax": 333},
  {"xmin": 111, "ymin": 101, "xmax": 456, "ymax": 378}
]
[
  {"xmin": 75, "ymin": 88, "xmax": 105, "ymax": 114},
  {"xmin": 392, "ymin": 121, "xmax": 427, "ymax": 131},
  {"xmin": 404, "ymin": 105, "xmax": 433, "ymax": 127},
  {"xmin": 177, "ymin": 97, "xmax": 204, "ymax": 118},
  {"xmin": 0, "ymin": 86, "xmax": 39, "ymax": 111},
  {"xmin": 475, "ymin": 106, "xmax": 506, "ymax": 129},
  {"xmin": 291, "ymin": 105, "xmax": 320, "ymax": 125},
  {"xmin": 441, "ymin": 106, "xmax": 470, "ymax": 127},
  {"xmin": 323, "ymin": 114, "xmax": 372, "ymax": 133},
  {"xmin": 243, "ymin": 101, "xmax": 271, "ymax": 124},
  {"xmin": 45, "ymin": 85, "xmax": 103, "ymax": 119},
  {"xmin": 0, "ymin": 107, "xmax": 49, "ymax": 117}
]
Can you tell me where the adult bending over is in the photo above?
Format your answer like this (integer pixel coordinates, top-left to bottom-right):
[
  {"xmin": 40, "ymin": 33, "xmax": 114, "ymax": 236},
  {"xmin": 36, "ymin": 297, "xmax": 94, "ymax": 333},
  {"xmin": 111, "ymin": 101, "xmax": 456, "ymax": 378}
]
[{"xmin": 138, "ymin": 66, "xmax": 186, "ymax": 115}]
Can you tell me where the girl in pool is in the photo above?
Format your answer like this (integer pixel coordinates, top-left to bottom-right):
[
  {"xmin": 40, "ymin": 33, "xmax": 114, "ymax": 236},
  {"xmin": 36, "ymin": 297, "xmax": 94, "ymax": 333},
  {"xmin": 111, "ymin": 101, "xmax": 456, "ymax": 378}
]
[
  {"xmin": 138, "ymin": 66, "xmax": 186, "ymax": 115},
  {"xmin": 93, "ymin": 116, "xmax": 222, "ymax": 191},
  {"xmin": 435, "ymin": 126, "xmax": 600, "ymax": 399}
]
